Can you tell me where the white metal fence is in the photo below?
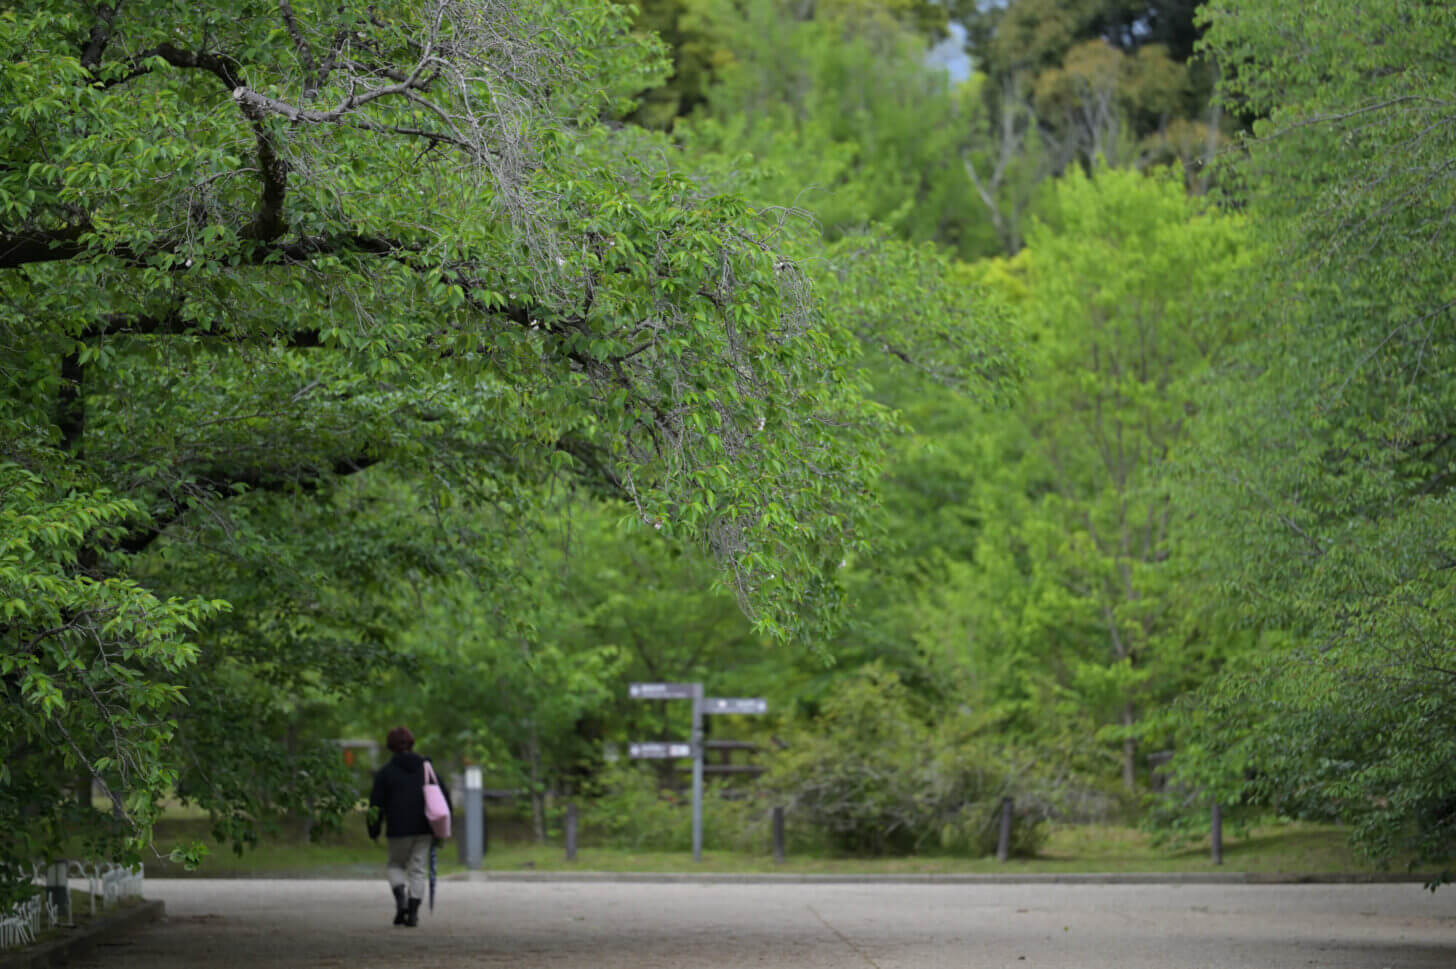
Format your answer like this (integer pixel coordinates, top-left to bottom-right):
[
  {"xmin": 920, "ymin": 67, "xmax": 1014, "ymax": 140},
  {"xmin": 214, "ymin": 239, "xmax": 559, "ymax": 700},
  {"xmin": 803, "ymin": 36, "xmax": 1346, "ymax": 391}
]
[{"xmin": 0, "ymin": 861, "xmax": 145, "ymax": 951}]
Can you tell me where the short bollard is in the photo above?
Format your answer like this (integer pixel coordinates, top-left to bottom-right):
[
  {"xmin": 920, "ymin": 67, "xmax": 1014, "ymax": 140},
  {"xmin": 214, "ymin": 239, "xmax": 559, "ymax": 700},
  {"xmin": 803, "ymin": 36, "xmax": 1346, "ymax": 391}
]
[
  {"xmin": 996, "ymin": 797, "xmax": 1014, "ymax": 863},
  {"xmin": 46, "ymin": 861, "xmax": 71, "ymax": 924},
  {"xmin": 565, "ymin": 802, "xmax": 578, "ymax": 862},
  {"xmin": 772, "ymin": 806, "xmax": 786, "ymax": 864},
  {"xmin": 1211, "ymin": 801, "xmax": 1223, "ymax": 866},
  {"xmin": 463, "ymin": 766, "xmax": 483, "ymax": 871}
]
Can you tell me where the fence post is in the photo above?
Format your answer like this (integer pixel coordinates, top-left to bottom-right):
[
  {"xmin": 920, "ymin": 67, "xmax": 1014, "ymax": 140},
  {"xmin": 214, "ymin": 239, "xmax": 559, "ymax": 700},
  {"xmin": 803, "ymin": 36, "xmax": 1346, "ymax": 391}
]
[
  {"xmin": 996, "ymin": 797, "xmax": 1014, "ymax": 863},
  {"xmin": 1211, "ymin": 801, "xmax": 1223, "ymax": 866},
  {"xmin": 772, "ymin": 806, "xmax": 786, "ymax": 864},
  {"xmin": 564, "ymin": 802, "xmax": 578, "ymax": 862}
]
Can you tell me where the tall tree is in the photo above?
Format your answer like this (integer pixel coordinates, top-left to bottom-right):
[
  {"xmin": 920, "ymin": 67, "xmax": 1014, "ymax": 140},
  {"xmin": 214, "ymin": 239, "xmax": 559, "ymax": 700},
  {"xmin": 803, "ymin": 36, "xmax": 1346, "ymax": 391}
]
[
  {"xmin": 955, "ymin": 0, "xmax": 1223, "ymax": 197},
  {"xmin": 1163, "ymin": 0, "xmax": 1456, "ymax": 872},
  {"xmin": 944, "ymin": 168, "xmax": 1251, "ymax": 790}
]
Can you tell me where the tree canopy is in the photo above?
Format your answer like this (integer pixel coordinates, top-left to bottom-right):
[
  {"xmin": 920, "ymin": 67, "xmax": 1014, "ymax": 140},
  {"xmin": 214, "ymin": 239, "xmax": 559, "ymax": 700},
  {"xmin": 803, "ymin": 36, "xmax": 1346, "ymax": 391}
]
[{"xmin": 0, "ymin": 0, "xmax": 1012, "ymax": 898}]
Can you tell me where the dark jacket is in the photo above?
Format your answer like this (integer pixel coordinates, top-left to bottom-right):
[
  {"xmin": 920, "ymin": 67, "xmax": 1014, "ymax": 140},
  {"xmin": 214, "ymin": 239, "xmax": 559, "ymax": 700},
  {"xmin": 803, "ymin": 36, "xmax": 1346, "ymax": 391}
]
[{"xmin": 368, "ymin": 752, "xmax": 452, "ymax": 839}]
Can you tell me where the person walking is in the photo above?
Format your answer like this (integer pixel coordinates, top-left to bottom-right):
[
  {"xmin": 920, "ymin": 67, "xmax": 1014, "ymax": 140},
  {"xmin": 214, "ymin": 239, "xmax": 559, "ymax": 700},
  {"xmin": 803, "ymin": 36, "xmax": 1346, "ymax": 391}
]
[{"xmin": 368, "ymin": 726, "xmax": 451, "ymax": 927}]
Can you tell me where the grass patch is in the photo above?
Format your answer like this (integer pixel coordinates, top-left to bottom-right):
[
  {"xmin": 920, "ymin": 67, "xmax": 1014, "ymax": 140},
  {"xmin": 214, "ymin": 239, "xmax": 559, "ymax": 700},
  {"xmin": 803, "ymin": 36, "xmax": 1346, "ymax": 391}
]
[
  {"xmin": 143, "ymin": 813, "xmax": 1438, "ymax": 879},
  {"xmin": 459, "ymin": 821, "xmax": 1382, "ymax": 876},
  {"xmin": 149, "ymin": 817, "xmax": 382, "ymax": 878}
]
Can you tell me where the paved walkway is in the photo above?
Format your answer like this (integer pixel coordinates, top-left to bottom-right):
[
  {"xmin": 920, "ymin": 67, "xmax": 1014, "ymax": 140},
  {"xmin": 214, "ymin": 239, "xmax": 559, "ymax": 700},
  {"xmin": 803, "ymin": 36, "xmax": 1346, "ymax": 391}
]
[{"xmin": 74, "ymin": 878, "xmax": 1456, "ymax": 968}]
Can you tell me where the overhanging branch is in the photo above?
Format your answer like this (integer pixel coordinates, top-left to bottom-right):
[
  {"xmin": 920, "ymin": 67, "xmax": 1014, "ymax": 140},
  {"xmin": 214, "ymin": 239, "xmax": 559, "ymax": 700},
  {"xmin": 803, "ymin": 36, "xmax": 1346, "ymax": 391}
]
[
  {"xmin": 117, "ymin": 455, "xmax": 382, "ymax": 556},
  {"xmin": 0, "ymin": 225, "xmax": 91, "ymax": 269},
  {"xmin": 91, "ymin": 310, "xmax": 323, "ymax": 348},
  {"xmin": 102, "ymin": 43, "xmax": 286, "ymax": 243}
]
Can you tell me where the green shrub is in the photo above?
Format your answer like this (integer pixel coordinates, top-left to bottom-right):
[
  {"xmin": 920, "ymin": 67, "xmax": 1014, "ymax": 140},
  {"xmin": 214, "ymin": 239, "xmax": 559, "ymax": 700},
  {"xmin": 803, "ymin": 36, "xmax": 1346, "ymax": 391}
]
[
  {"xmin": 764, "ymin": 665, "xmax": 1048, "ymax": 857},
  {"xmin": 582, "ymin": 760, "xmax": 764, "ymax": 853}
]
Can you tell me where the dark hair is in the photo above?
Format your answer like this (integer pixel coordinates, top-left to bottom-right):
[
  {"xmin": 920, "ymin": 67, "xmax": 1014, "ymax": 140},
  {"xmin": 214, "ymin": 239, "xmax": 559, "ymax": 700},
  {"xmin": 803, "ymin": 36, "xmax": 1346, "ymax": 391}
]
[{"xmin": 386, "ymin": 726, "xmax": 415, "ymax": 753}]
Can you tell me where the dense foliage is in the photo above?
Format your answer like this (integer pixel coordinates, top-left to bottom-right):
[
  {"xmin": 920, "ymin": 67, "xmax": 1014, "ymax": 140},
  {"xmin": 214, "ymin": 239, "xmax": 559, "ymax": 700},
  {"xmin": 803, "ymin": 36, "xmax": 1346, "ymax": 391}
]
[
  {"xmin": 1157, "ymin": 0, "xmax": 1456, "ymax": 875},
  {"xmin": 0, "ymin": 0, "xmax": 1007, "ymax": 899},
  {"xmin": 942, "ymin": 167, "xmax": 1254, "ymax": 791},
  {"xmin": 765, "ymin": 666, "xmax": 1048, "ymax": 857},
  {"xmin": 4, "ymin": 0, "xmax": 1453, "ymax": 890}
]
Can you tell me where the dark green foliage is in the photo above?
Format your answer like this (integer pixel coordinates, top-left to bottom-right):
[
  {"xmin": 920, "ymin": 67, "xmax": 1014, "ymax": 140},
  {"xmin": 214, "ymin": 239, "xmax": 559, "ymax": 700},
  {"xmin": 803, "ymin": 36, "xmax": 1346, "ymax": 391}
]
[
  {"xmin": 0, "ymin": 457, "xmax": 220, "ymax": 905},
  {"xmin": 0, "ymin": 0, "xmax": 1015, "ymax": 904},
  {"xmin": 1156, "ymin": 0, "xmax": 1456, "ymax": 875}
]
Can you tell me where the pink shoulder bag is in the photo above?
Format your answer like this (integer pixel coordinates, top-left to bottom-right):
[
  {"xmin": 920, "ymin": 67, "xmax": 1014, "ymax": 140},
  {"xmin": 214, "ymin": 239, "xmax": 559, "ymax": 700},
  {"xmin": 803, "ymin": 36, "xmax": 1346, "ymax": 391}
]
[{"xmin": 422, "ymin": 760, "xmax": 451, "ymax": 838}]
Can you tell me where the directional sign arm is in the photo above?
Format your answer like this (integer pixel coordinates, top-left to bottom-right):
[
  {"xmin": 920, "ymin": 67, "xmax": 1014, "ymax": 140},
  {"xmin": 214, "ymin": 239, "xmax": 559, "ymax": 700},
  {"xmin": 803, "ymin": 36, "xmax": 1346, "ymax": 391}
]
[
  {"xmin": 703, "ymin": 697, "xmax": 768, "ymax": 715},
  {"xmin": 628, "ymin": 742, "xmax": 693, "ymax": 759},
  {"xmin": 629, "ymin": 682, "xmax": 698, "ymax": 700}
]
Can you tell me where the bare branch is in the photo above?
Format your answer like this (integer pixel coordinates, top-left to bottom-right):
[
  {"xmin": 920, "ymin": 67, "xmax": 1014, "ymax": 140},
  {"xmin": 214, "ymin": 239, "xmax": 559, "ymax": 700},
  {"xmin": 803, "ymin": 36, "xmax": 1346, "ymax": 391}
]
[
  {"xmin": 231, "ymin": 74, "xmax": 432, "ymax": 126},
  {"xmin": 277, "ymin": 0, "xmax": 319, "ymax": 97}
]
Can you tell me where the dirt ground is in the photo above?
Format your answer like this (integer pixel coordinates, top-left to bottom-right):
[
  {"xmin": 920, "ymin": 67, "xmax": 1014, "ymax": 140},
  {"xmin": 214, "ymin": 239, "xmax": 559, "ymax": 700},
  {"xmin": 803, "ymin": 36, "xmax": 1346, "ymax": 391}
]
[{"xmin": 71, "ymin": 877, "xmax": 1456, "ymax": 969}]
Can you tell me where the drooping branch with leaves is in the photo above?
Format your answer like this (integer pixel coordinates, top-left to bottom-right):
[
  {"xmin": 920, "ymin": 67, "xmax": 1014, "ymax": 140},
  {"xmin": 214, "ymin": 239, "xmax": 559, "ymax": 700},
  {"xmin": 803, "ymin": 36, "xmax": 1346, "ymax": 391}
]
[{"xmin": 0, "ymin": 0, "xmax": 1011, "ymax": 897}]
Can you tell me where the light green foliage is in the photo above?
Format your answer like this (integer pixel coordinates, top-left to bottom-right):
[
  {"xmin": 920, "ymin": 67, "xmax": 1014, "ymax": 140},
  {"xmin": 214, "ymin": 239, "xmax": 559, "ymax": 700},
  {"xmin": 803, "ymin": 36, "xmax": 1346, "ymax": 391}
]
[
  {"xmin": 0, "ymin": 458, "xmax": 220, "ymax": 903},
  {"xmin": 1160, "ymin": 0, "xmax": 1456, "ymax": 874},
  {"xmin": 932, "ymin": 168, "xmax": 1253, "ymax": 791},
  {"xmin": 357, "ymin": 491, "xmax": 800, "ymax": 839},
  {"xmin": 583, "ymin": 760, "xmax": 760, "ymax": 853},
  {"xmin": 799, "ymin": 241, "xmax": 1024, "ymax": 695},
  {"xmin": 380, "ymin": 573, "xmax": 626, "ymax": 840},
  {"xmin": 629, "ymin": 0, "xmax": 948, "ymax": 128},
  {"xmin": 765, "ymin": 665, "xmax": 1047, "ymax": 856},
  {"xmin": 356, "ymin": 496, "xmax": 634, "ymax": 837},
  {"xmin": 817, "ymin": 233, "xmax": 1024, "ymax": 403},
  {"xmin": 677, "ymin": 0, "xmax": 998, "ymax": 259}
]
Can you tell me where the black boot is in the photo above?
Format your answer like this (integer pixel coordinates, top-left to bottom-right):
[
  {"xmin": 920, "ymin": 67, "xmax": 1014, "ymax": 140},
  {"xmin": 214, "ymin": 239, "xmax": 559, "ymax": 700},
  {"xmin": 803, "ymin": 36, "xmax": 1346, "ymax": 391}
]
[
  {"xmin": 391, "ymin": 885, "xmax": 408, "ymax": 926},
  {"xmin": 403, "ymin": 897, "xmax": 421, "ymax": 927}
]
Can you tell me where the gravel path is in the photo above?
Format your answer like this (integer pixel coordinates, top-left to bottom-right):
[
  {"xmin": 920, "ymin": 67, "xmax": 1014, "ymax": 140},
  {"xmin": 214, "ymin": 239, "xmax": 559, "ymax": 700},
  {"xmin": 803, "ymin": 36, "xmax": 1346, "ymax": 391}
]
[{"xmin": 72, "ymin": 878, "xmax": 1456, "ymax": 968}]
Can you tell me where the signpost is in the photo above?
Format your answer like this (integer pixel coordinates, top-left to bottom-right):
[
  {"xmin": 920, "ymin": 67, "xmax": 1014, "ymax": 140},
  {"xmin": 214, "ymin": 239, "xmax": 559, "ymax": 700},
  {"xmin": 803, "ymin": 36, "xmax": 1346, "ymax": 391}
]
[
  {"xmin": 690, "ymin": 683, "xmax": 705, "ymax": 862},
  {"xmin": 628, "ymin": 682, "xmax": 767, "ymax": 861}
]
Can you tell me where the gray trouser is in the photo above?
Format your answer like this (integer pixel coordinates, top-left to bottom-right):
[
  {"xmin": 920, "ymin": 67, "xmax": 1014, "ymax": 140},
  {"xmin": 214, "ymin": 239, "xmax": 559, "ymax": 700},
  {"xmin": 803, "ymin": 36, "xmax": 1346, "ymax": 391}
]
[{"xmin": 386, "ymin": 834, "xmax": 431, "ymax": 900}]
